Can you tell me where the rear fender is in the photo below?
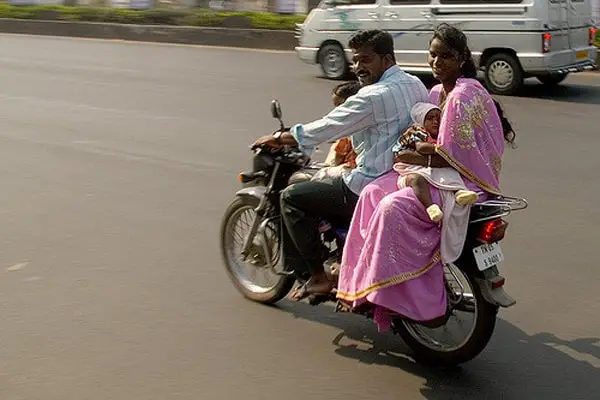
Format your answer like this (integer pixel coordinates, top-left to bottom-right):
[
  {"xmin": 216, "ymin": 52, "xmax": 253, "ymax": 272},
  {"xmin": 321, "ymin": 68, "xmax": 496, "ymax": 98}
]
[
  {"xmin": 476, "ymin": 276, "xmax": 516, "ymax": 308},
  {"xmin": 454, "ymin": 258, "xmax": 517, "ymax": 308}
]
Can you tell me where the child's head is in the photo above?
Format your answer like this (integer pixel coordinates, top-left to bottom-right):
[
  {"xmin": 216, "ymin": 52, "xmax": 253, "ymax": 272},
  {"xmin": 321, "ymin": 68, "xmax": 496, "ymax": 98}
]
[
  {"xmin": 332, "ymin": 81, "xmax": 362, "ymax": 107},
  {"xmin": 411, "ymin": 102, "xmax": 441, "ymax": 138}
]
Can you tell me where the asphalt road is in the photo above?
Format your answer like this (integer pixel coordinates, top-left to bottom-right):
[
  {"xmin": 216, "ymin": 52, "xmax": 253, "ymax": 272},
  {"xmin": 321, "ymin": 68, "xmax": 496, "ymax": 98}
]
[{"xmin": 0, "ymin": 34, "xmax": 599, "ymax": 400}]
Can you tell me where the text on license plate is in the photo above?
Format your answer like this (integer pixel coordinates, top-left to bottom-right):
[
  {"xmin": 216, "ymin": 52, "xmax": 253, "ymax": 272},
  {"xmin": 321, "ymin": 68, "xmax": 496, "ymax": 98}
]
[
  {"xmin": 576, "ymin": 50, "xmax": 588, "ymax": 60},
  {"xmin": 473, "ymin": 242, "xmax": 504, "ymax": 271}
]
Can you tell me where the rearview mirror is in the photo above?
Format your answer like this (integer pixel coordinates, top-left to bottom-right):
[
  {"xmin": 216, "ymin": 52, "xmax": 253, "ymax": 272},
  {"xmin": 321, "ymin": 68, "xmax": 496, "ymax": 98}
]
[{"xmin": 271, "ymin": 100, "xmax": 282, "ymax": 120}]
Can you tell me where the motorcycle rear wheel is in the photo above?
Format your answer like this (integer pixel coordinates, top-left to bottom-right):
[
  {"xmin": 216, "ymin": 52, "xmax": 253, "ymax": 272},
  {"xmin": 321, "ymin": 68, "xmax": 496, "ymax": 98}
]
[
  {"xmin": 220, "ymin": 195, "xmax": 295, "ymax": 304},
  {"xmin": 393, "ymin": 263, "xmax": 498, "ymax": 366}
]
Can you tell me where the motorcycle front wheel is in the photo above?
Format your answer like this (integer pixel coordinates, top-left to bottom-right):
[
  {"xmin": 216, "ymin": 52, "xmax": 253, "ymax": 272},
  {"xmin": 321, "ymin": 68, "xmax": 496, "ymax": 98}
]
[
  {"xmin": 393, "ymin": 263, "xmax": 498, "ymax": 366},
  {"xmin": 220, "ymin": 195, "xmax": 295, "ymax": 304}
]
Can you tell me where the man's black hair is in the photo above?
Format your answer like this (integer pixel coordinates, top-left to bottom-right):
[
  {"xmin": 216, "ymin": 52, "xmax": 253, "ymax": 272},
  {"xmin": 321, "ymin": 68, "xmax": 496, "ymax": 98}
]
[{"xmin": 348, "ymin": 30, "xmax": 395, "ymax": 60}]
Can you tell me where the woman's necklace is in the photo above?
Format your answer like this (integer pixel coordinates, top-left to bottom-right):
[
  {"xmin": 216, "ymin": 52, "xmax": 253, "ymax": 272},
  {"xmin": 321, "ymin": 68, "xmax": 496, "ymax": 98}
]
[
  {"xmin": 438, "ymin": 82, "xmax": 456, "ymax": 111},
  {"xmin": 439, "ymin": 88, "xmax": 448, "ymax": 110}
]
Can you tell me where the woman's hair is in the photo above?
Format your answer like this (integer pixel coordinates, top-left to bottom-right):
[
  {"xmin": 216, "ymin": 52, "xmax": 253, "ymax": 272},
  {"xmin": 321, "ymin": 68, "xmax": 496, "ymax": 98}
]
[
  {"xmin": 431, "ymin": 23, "xmax": 517, "ymax": 145},
  {"xmin": 492, "ymin": 99, "xmax": 517, "ymax": 146},
  {"xmin": 333, "ymin": 81, "xmax": 362, "ymax": 100}
]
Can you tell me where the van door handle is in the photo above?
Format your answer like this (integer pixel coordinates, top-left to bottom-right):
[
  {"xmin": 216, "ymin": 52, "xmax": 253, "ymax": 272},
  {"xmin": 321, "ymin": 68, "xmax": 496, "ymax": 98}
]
[
  {"xmin": 368, "ymin": 11, "xmax": 379, "ymax": 18},
  {"xmin": 384, "ymin": 11, "xmax": 399, "ymax": 18},
  {"xmin": 420, "ymin": 10, "xmax": 432, "ymax": 18}
]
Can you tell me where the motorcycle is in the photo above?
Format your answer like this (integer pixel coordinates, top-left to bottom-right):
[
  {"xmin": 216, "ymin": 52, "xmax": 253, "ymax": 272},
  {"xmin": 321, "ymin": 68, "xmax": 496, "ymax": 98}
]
[{"xmin": 220, "ymin": 100, "xmax": 528, "ymax": 366}]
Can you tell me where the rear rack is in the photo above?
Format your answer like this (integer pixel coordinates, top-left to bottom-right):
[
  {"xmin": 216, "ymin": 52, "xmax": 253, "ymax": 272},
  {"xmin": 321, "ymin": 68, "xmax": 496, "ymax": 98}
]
[{"xmin": 470, "ymin": 195, "xmax": 528, "ymax": 224}]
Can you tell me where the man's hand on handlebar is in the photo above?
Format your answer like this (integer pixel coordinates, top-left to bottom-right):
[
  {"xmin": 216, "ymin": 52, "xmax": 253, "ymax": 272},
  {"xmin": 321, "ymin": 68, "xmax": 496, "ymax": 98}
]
[{"xmin": 252, "ymin": 131, "xmax": 298, "ymax": 149}]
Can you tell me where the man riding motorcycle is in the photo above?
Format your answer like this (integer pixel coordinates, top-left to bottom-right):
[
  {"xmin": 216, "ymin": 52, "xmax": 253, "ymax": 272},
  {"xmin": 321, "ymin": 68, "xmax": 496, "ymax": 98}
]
[{"xmin": 252, "ymin": 29, "xmax": 429, "ymax": 301}]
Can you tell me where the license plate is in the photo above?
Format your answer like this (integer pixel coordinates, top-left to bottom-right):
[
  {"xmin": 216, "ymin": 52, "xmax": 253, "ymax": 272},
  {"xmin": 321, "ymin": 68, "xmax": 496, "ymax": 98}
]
[
  {"xmin": 473, "ymin": 242, "xmax": 504, "ymax": 271},
  {"xmin": 576, "ymin": 50, "xmax": 589, "ymax": 60}
]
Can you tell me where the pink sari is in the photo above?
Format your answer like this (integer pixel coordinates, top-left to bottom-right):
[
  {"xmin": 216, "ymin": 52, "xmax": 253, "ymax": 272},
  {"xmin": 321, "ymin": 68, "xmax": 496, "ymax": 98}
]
[{"xmin": 336, "ymin": 78, "xmax": 505, "ymax": 331}]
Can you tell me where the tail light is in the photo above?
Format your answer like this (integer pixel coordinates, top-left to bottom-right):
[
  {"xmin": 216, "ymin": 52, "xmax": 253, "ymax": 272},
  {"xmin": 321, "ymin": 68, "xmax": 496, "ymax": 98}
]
[
  {"xmin": 542, "ymin": 33, "xmax": 552, "ymax": 53},
  {"xmin": 490, "ymin": 276, "xmax": 506, "ymax": 289},
  {"xmin": 478, "ymin": 219, "xmax": 508, "ymax": 244},
  {"xmin": 590, "ymin": 27, "xmax": 597, "ymax": 46}
]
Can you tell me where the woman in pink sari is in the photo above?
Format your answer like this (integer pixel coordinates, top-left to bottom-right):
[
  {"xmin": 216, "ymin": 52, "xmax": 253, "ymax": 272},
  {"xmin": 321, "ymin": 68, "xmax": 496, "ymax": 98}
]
[{"xmin": 336, "ymin": 24, "xmax": 517, "ymax": 331}]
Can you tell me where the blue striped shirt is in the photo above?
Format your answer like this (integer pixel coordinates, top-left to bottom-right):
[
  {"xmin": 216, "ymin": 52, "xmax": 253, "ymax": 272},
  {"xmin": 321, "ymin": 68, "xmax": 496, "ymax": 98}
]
[{"xmin": 291, "ymin": 66, "xmax": 429, "ymax": 195}]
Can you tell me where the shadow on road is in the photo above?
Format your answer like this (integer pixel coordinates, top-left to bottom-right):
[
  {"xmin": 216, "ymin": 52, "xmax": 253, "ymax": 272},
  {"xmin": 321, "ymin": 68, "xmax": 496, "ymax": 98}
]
[{"xmin": 274, "ymin": 301, "xmax": 600, "ymax": 400}]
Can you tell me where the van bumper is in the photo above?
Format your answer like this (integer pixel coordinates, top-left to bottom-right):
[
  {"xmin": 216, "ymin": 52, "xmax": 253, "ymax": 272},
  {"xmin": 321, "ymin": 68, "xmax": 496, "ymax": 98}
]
[
  {"xmin": 295, "ymin": 46, "xmax": 319, "ymax": 65},
  {"xmin": 518, "ymin": 46, "xmax": 598, "ymax": 75}
]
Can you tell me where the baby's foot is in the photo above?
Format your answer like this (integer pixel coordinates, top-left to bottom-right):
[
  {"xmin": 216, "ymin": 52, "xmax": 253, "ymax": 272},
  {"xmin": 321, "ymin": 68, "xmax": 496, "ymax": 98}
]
[
  {"xmin": 455, "ymin": 190, "xmax": 479, "ymax": 206},
  {"xmin": 426, "ymin": 204, "xmax": 443, "ymax": 222}
]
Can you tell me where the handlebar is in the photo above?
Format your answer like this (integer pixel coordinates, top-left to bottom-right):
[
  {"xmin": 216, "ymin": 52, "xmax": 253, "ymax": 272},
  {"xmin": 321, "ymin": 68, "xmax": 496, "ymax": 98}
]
[
  {"xmin": 249, "ymin": 128, "xmax": 292, "ymax": 151},
  {"xmin": 249, "ymin": 142, "xmax": 309, "ymax": 166}
]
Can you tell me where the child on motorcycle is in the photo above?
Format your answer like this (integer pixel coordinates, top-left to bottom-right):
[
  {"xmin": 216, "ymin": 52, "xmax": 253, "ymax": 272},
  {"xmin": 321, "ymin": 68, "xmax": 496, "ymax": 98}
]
[
  {"xmin": 311, "ymin": 81, "xmax": 361, "ymax": 181},
  {"xmin": 393, "ymin": 102, "xmax": 479, "ymax": 222}
]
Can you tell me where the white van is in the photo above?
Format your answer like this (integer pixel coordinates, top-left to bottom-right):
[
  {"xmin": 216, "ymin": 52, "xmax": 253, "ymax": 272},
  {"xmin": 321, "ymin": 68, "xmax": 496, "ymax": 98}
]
[{"xmin": 295, "ymin": 0, "xmax": 598, "ymax": 95}]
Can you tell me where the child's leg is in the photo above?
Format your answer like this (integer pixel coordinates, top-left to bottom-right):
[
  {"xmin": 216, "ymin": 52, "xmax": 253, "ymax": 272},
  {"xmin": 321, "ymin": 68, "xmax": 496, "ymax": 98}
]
[
  {"xmin": 404, "ymin": 174, "xmax": 443, "ymax": 222},
  {"xmin": 404, "ymin": 174, "xmax": 434, "ymax": 207}
]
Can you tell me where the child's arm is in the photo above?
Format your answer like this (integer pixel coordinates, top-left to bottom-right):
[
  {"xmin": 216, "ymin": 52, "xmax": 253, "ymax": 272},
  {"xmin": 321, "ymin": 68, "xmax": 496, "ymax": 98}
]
[
  {"xmin": 334, "ymin": 138, "xmax": 350, "ymax": 166},
  {"xmin": 415, "ymin": 142, "xmax": 436, "ymax": 155}
]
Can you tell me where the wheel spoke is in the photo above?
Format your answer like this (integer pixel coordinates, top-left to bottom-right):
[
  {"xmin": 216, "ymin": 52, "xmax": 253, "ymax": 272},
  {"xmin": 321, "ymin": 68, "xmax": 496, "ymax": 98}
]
[
  {"xmin": 224, "ymin": 204, "xmax": 283, "ymax": 294},
  {"xmin": 400, "ymin": 263, "xmax": 479, "ymax": 353}
]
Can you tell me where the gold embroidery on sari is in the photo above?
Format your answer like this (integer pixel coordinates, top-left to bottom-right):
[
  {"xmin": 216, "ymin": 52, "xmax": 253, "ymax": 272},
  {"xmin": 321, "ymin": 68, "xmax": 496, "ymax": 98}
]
[
  {"xmin": 336, "ymin": 251, "xmax": 441, "ymax": 302},
  {"xmin": 457, "ymin": 120, "xmax": 475, "ymax": 148},
  {"xmin": 436, "ymin": 146, "xmax": 502, "ymax": 195},
  {"xmin": 462, "ymin": 91, "xmax": 489, "ymax": 130},
  {"xmin": 492, "ymin": 155, "xmax": 502, "ymax": 176}
]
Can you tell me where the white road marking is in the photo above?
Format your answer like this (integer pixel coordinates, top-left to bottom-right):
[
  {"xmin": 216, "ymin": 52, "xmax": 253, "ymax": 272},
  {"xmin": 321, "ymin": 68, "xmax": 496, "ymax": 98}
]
[{"xmin": 7, "ymin": 262, "xmax": 29, "ymax": 271}]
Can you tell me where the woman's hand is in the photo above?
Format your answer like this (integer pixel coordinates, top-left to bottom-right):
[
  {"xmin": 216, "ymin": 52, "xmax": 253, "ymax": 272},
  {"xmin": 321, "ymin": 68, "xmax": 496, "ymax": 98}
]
[
  {"xmin": 394, "ymin": 150, "xmax": 425, "ymax": 165},
  {"xmin": 415, "ymin": 141, "xmax": 436, "ymax": 155},
  {"xmin": 394, "ymin": 150, "xmax": 450, "ymax": 168}
]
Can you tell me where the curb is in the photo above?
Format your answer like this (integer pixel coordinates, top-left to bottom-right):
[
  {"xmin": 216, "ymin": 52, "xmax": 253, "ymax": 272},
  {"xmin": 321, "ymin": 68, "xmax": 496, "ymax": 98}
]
[
  {"xmin": 1, "ymin": 18, "xmax": 597, "ymax": 71},
  {"xmin": 0, "ymin": 18, "xmax": 297, "ymax": 50}
]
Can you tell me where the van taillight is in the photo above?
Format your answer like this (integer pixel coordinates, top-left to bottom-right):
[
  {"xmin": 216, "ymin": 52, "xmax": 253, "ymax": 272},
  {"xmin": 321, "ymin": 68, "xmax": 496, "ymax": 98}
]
[
  {"xmin": 478, "ymin": 219, "xmax": 508, "ymax": 244},
  {"xmin": 590, "ymin": 27, "xmax": 597, "ymax": 46},
  {"xmin": 542, "ymin": 33, "xmax": 552, "ymax": 53}
]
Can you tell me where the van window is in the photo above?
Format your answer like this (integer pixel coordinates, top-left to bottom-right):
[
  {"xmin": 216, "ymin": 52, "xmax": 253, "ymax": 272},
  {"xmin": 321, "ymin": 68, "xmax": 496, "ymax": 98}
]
[
  {"xmin": 390, "ymin": 0, "xmax": 431, "ymax": 4},
  {"xmin": 333, "ymin": 0, "xmax": 377, "ymax": 5},
  {"xmin": 439, "ymin": 0, "xmax": 522, "ymax": 3}
]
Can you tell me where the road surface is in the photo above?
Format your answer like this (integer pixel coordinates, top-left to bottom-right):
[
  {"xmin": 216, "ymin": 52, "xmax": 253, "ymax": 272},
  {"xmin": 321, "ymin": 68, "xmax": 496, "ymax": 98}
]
[{"xmin": 0, "ymin": 34, "xmax": 599, "ymax": 400}]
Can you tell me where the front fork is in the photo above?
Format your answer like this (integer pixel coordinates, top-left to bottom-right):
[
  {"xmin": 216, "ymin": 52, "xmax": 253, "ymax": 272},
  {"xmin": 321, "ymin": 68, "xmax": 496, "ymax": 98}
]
[
  {"xmin": 240, "ymin": 163, "xmax": 280, "ymax": 258},
  {"xmin": 239, "ymin": 163, "xmax": 294, "ymax": 277}
]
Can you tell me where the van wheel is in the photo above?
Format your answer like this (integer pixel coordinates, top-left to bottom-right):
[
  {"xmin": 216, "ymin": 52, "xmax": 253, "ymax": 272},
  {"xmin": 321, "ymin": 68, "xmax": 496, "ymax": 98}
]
[
  {"xmin": 537, "ymin": 73, "xmax": 569, "ymax": 86},
  {"xmin": 318, "ymin": 43, "xmax": 349, "ymax": 80},
  {"xmin": 484, "ymin": 53, "xmax": 523, "ymax": 96}
]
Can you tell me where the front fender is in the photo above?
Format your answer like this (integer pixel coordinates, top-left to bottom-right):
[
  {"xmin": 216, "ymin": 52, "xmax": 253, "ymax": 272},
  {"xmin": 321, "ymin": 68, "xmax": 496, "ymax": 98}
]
[{"xmin": 235, "ymin": 185, "xmax": 267, "ymax": 203}]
